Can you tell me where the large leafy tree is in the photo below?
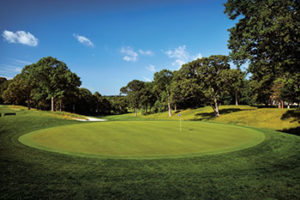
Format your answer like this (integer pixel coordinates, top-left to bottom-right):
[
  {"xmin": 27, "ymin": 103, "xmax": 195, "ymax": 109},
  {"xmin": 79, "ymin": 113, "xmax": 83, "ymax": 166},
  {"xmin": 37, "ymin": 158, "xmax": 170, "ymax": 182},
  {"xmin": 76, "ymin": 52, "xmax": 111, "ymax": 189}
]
[
  {"xmin": 139, "ymin": 82, "xmax": 156, "ymax": 113},
  {"xmin": 120, "ymin": 80, "xmax": 145, "ymax": 117},
  {"xmin": 170, "ymin": 71, "xmax": 203, "ymax": 110},
  {"xmin": 153, "ymin": 70, "xmax": 174, "ymax": 117},
  {"xmin": 224, "ymin": 0, "xmax": 300, "ymax": 104},
  {"xmin": 0, "ymin": 77, "xmax": 11, "ymax": 103},
  {"xmin": 186, "ymin": 55, "xmax": 230, "ymax": 117},
  {"xmin": 22, "ymin": 57, "xmax": 81, "ymax": 111},
  {"xmin": 2, "ymin": 75, "xmax": 29, "ymax": 107}
]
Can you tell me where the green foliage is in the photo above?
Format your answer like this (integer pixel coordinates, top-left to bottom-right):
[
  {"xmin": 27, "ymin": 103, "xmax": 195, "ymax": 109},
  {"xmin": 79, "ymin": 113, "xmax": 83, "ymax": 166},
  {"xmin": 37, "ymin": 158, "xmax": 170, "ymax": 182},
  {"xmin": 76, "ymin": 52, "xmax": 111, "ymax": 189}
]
[
  {"xmin": 120, "ymin": 80, "xmax": 145, "ymax": 116},
  {"xmin": 184, "ymin": 55, "xmax": 231, "ymax": 116},
  {"xmin": 225, "ymin": 0, "xmax": 300, "ymax": 105}
]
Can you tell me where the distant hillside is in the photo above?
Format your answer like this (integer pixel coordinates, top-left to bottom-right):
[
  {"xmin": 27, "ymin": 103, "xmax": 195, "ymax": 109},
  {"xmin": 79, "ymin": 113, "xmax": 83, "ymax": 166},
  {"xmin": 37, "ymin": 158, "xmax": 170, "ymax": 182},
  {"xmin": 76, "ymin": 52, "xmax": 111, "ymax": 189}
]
[{"xmin": 103, "ymin": 105, "xmax": 300, "ymax": 133}]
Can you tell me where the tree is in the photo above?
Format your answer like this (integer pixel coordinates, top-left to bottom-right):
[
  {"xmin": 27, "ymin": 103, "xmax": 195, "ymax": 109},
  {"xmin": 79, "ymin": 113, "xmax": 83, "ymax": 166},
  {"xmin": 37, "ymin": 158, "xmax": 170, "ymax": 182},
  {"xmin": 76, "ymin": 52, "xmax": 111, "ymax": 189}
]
[
  {"xmin": 120, "ymin": 80, "xmax": 145, "ymax": 117},
  {"xmin": 153, "ymin": 70, "xmax": 174, "ymax": 117},
  {"xmin": 2, "ymin": 75, "xmax": 28, "ymax": 106},
  {"xmin": 170, "ymin": 71, "xmax": 203, "ymax": 110},
  {"xmin": 185, "ymin": 55, "xmax": 230, "ymax": 117},
  {"xmin": 272, "ymin": 73, "xmax": 300, "ymax": 108},
  {"xmin": 21, "ymin": 57, "xmax": 81, "ymax": 111},
  {"xmin": 139, "ymin": 82, "xmax": 156, "ymax": 113},
  {"xmin": 223, "ymin": 69, "xmax": 246, "ymax": 106},
  {"xmin": 0, "ymin": 77, "xmax": 11, "ymax": 103},
  {"xmin": 224, "ymin": 0, "xmax": 300, "ymax": 104},
  {"xmin": 108, "ymin": 96, "xmax": 127, "ymax": 114}
]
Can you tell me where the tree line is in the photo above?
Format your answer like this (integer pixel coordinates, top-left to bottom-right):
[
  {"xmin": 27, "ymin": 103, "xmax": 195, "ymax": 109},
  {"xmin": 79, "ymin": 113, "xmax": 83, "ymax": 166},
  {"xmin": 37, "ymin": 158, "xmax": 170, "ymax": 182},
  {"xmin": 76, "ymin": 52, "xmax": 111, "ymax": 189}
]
[
  {"xmin": 120, "ymin": 0, "xmax": 299, "ymax": 117},
  {"xmin": 0, "ymin": 57, "xmax": 128, "ymax": 115},
  {"xmin": 0, "ymin": 0, "xmax": 299, "ymax": 117}
]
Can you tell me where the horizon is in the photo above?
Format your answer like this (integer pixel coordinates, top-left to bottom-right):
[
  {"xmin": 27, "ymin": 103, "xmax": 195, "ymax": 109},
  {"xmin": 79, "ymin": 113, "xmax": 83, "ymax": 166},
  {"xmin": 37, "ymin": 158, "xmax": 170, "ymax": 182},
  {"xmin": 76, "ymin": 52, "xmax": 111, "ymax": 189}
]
[{"xmin": 0, "ymin": 0, "xmax": 235, "ymax": 95}]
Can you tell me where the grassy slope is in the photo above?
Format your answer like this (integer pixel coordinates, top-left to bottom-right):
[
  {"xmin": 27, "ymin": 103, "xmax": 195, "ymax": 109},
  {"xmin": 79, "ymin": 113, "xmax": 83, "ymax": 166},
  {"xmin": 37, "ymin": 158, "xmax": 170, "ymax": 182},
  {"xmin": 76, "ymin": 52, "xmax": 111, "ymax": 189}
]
[
  {"xmin": 103, "ymin": 105, "xmax": 300, "ymax": 132},
  {"xmin": 1, "ymin": 105, "xmax": 300, "ymax": 199},
  {"xmin": 19, "ymin": 121, "xmax": 264, "ymax": 158}
]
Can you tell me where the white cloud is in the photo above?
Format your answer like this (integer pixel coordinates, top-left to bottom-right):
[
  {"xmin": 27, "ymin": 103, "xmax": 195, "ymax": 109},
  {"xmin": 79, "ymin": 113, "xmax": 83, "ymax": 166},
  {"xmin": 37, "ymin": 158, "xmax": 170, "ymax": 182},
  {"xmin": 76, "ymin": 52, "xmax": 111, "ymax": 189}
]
[
  {"xmin": 165, "ymin": 45, "xmax": 202, "ymax": 68},
  {"xmin": 143, "ymin": 76, "xmax": 152, "ymax": 82},
  {"xmin": 121, "ymin": 46, "xmax": 138, "ymax": 62},
  {"xmin": 146, "ymin": 64, "xmax": 156, "ymax": 72},
  {"xmin": 0, "ymin": 75, "xmax": 13, "ymax": 80},
  {"xmin": 139, "ymin": 49, "xmax": 153, "ymax": 56},
  {"xmin": 73, "ymin": 34, "xmax": 94, "ymax": 47},
  {"xmin": 2, "ymin": 30, "xmax": 38, "ymax": 46}
]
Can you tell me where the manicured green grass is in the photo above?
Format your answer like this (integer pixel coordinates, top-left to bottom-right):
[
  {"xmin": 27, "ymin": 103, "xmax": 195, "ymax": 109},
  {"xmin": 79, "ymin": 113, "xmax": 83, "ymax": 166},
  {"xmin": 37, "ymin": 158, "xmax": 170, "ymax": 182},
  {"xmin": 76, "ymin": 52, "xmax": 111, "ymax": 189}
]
[
  {"xmin": 19, "ymin": 121, "xmax": 264, "ymax": 158},
  {"xmin": 1, "ymin": 105, "xmax": 300, "ymax": 199}
]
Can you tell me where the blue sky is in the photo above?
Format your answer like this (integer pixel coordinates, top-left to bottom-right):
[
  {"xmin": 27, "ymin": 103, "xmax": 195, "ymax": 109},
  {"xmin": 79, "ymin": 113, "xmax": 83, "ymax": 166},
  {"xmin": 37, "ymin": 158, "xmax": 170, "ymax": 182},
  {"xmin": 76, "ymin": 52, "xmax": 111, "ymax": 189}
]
[{"xmin": 0, "ymin": 0, "xmax": 235, "ymax": 95}]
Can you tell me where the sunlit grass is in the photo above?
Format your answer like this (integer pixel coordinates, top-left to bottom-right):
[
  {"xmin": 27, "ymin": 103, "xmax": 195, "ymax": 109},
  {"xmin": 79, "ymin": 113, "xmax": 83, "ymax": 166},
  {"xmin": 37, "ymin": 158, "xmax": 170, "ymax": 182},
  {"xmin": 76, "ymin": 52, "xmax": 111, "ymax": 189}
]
[{"xmin": 103, "ymin": 105, "xmax": 299, "ymax": 131}]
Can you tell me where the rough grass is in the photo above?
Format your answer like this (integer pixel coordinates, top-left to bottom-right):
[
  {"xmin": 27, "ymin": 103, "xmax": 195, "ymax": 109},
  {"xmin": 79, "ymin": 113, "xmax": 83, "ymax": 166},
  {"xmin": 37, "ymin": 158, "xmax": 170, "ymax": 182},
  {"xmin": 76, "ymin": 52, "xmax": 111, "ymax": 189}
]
[
  {"xmin": 103, "ymin": 105, "xmax": 300, "ymax": 132},
  {"xmin": 19, "ymin": 121, "xmax": 264, "ymax": 159},
  {"xmin": 1, "ymin": 105, "xmax": 300, "ymax": 199}
]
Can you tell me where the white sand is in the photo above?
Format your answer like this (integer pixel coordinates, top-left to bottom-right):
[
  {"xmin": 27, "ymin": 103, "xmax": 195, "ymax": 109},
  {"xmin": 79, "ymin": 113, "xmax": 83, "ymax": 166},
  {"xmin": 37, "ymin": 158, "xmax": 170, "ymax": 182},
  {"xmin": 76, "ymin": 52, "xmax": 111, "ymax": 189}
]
[{"xmin": 74, "ymin": 117, "xmax": 107, "ymax": 122}]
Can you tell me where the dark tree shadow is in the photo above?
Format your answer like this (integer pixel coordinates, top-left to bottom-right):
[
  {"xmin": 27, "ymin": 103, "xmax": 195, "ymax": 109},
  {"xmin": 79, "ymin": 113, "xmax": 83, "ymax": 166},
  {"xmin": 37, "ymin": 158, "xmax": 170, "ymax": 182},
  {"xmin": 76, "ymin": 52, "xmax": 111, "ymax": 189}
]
[
  {"xmin": 193, "ymin": 108, "xmax": 250, "ymax": 121},
  {"xmin": 279, "ymin": 127, "xmax": 300, "ymax": 136},
  {"xmin": 281, "ymin": 110, "xmax": 300, "ymax": 123}
]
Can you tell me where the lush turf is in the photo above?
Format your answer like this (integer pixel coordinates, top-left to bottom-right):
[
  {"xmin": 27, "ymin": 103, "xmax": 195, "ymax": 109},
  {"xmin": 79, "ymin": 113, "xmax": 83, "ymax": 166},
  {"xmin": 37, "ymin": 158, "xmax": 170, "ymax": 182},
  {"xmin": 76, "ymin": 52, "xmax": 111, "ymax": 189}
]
[
  {"xmin": 19, "ymin": 121, "xmax": 264, "ymax": 158},
  {"xmin": 1, "ymin": 105, "xmax": 300, "ymax": 199},
  {"xmin": 103, "ymin": 105, "xmax": 300, "ymax": 132}
]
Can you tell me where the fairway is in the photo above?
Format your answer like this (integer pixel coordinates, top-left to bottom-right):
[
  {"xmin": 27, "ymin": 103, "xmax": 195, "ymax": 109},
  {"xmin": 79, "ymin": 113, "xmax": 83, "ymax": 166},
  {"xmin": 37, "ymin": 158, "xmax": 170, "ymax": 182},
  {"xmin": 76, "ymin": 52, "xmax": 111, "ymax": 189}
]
[{"xmin": 19, "ymin": 121, "xmax": 264, "ymax": 158}]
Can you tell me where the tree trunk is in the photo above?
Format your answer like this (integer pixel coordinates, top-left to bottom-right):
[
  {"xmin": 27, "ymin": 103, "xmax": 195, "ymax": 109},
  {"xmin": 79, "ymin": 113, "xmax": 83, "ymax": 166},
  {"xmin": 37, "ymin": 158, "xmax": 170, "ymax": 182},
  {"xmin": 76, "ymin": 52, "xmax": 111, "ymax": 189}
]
[
  {"xmin": 174, "ymin": 104, "xmax": 177, "ymax": 112},
  {"xmin": 27, "ymin": 98, "xmax": 31, "ymax": 110},
  {"xmin": 51, "ymin": 96, "xmax": 54, "ymax": 111},
  {"xmin": 213, "ymin": 95, "xmax": 220, "ymax": 117},
  {"xmin": 167, "ymin": 93, "xmax": 172, "ymax": 117},
  {"xmin": 135, "ymin": 107, "xmax": 137, "ymax": 117},
  {"xmin": 235, "ymin": 91, "xmax": 238, "ymax": 106},
  {"xmin": 73, "ymin": 104, "xmax": 75, "ymax": 113},
  {"xmin": 59, "ymin": 99, "xmax": 62, "ymax": 112},
  {"xmin": 281, "ymin": 100, "xmax": 284, "ymax": 109}
]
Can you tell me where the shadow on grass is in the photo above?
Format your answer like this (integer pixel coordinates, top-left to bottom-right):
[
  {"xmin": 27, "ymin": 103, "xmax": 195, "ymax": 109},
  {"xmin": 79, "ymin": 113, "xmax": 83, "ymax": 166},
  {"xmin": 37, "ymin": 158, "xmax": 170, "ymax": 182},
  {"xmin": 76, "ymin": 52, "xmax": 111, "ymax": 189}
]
[
  {"xmin": 193, "ymin": 108, "xmax": 250, "ymax": 121},
  {"xmin": 279, "ymin": 127, "xmax": 300, "ymax": 136},
  {"xmin": 281, "ymin": 110, "xmax": 300, "ymax": 123}
]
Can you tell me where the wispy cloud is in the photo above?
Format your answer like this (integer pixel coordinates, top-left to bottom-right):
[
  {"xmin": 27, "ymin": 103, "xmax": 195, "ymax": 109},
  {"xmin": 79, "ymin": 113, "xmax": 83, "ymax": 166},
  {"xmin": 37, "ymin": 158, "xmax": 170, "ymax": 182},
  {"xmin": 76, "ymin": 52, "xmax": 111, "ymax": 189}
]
[
  {"xmin": 0, "ymin": 65, "xmax": 22, "ymax": 74},
  {"xmin": 13, "ymin": 59, "xmax": 32, "ymax": 65},
  {"xmin": 2, "ymin": 30, "xmax": 38, "ymax": 46},
  {"xmin": 143, "ymin": 76, "xmax": 152, "ymax": 82},
  {"xmin": 120, "ymin": 47, "xmax": 154, "ymax": 62},
  {"xmin": 0, "ymin": 59, "xmax": 33, "ymax": 79},
  {"xmin": 139, "ymin": 49, "xmax": 153, "ymax": 56},
  {"xmin": 165, "ymin": 45, "xmax": 202, "ymax": 68},
  {"xmin": 73, "ymin": 34, "xmax": 94, "ymax": 47},
  {"xmin": 146, "ymin": 64, "xmax": 156, "ymax": 72},
  {"xmin": 121, "ymin": 46, "xmax": 138, "ymax": 62}
]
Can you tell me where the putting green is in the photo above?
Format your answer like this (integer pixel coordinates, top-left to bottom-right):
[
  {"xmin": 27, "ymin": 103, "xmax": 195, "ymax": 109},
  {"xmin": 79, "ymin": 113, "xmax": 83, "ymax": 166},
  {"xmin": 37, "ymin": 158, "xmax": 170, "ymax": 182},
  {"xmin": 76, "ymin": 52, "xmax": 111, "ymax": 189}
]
[{"xmin": 19, "ymin": 121, "xmax": 265, "ymax": 159}]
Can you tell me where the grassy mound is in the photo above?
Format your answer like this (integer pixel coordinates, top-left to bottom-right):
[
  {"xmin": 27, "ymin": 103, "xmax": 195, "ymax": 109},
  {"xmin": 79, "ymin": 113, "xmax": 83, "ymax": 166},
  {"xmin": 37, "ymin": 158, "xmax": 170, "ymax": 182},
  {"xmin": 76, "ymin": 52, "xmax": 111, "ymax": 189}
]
[
  {"xmin": 19, "ymin": 121, "xmax": 264, "ymax": 158},
  {"xmin": 103, "ymin": 105, "xmax": 300, "ymax": 132},
  {"xmin": 1, "ymin": 105, "xmax": 300, "ymax": 199}
]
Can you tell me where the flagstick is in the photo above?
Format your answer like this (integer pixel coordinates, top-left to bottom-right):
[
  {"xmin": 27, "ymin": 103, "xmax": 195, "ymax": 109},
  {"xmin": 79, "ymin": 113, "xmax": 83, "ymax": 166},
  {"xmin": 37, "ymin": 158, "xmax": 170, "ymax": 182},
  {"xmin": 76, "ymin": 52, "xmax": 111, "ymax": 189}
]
[{"xmin": 180, "ymin": 116, "xmax": 182, "ymax": 132}]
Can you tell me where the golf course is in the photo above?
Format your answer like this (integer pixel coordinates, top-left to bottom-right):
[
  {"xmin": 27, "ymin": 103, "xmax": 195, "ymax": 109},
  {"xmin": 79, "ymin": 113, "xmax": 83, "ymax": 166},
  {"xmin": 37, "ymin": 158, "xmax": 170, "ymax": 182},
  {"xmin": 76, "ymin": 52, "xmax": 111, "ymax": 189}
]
[
  {"xmin": 1, "ymin": 0, "xmax": 300, "ymax": 199},
  {"xmin": 1, "ymin": 105, "xmax": 299, "ymax": 199}
]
